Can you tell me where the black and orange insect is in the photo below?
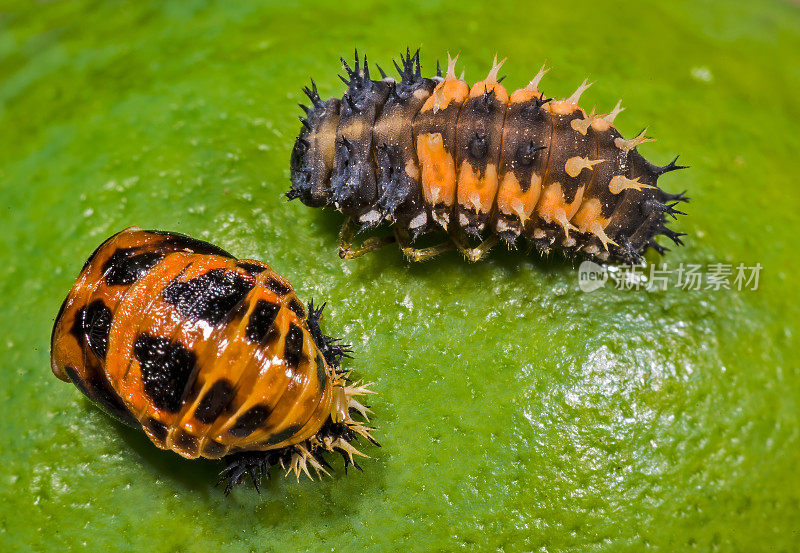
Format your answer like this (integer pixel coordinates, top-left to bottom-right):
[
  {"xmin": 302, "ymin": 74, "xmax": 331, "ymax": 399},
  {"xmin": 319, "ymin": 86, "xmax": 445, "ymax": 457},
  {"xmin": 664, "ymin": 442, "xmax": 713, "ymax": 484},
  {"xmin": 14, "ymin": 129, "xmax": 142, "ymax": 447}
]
[
  {"xmin": 288, "ymin": 49, "xmax": 688, "ymax": 264},
  {"xmin": 51, "ymin": 228, "xmax": 375, "ymax": 492}
]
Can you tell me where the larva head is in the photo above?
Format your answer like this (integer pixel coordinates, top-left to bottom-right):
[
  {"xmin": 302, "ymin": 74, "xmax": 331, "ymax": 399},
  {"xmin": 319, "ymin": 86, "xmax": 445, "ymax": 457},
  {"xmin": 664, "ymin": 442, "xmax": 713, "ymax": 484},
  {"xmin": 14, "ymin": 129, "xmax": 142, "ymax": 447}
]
[
  {"xmin": 289, "ymin": 132, "xmax": 325, "ymax": 206},
  {"xmin": 289, "ymin": 81, "xmax": 341, "ymax": 207},
  {"xmin": 289, "ymin": 125, "xmax": 333, "ymax": 207}
]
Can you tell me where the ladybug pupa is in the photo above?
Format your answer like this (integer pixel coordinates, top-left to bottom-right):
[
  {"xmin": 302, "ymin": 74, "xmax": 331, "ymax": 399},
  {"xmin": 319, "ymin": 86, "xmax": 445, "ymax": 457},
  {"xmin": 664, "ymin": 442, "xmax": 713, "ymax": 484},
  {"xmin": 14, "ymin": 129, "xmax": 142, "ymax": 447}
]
[
  {"xmin": 50, "ymin": 228, "xmax": 376, "ymax": 493},
  {"xmin": 288, "ymin": 49, "xmax": 688, "ymax": 264}
]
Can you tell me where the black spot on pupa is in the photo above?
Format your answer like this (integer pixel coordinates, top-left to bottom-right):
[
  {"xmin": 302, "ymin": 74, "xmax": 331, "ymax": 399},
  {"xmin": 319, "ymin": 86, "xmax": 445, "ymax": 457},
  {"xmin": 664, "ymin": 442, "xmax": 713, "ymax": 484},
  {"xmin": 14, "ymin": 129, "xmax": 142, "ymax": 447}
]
[
  {"xmin": 85, "ymin": 372, "xmax": 138, "ymax": 427},
  {"xmin": 203, "ymin": 440, "xmax": 226, "ymax": 457},
  {"xmin": 236, "ymin": 262, "xmax": 267, "ymax": 276},
  {"xmin": 265, "ymin": 277, "xmax": 291, "ymax": 296},
  {"xmin": 174, "ymin": 430, "xmax": 199, "ymax": 456},
  {"xmin": 162, "ymin": 268, "xmax": 253, "ymax": 326},
  {"xmin": 262, "ymin": 424, "xmax": 302, "ymax": 446},
  {"xmin": 228, "ymin": 405, "xmax": 271, "ymax": 437},
  {"xmin": 288, "ymin": 298, "xmax": 306, "ymax": 319},
  {"xmin": 145, "ymin": 417, "xmax": 168, "ymax": 443},
  {"xmin": 194, "ymin": 379, "xmax": 235, "ymax": 424},
  {"xmin": 102, "ymin": 249, "xmax": 164, "ymax": 286},
  {"xmin": 71, "ymin": 300, "xmax": 113, "ymax": 359},
  {"xmin": 245, "ymin": 300, "xmax": 281, "ymax": 343},
  {"xmin": 133, "ymin": 333, "xmax": 197, "ymax": 413},
  {"xmin": 64, "ymin": 365, "xmax": 92, "ymax": 401},
  {"xmin": 64, "ymin": 363, "xmax": 135, "ymax": 427},
  {"xmin": 284, "ymin": 323, "xmax": 304, "ymax": 370}
]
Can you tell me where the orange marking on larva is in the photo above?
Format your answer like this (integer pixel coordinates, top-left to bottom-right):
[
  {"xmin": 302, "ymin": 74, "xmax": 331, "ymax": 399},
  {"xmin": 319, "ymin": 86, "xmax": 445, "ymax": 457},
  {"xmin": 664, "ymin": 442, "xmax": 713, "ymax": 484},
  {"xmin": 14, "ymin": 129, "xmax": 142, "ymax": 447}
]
[
  {"xmin": 422, "ymin": 79, "xmax": 469, "ymax": 112},
  {"xmin": 510, "ymin": 65, "xmax": 549, "ymax": 104},
  {"xmin": 417, "ymin": 132, "xmax": 457, "ymax": 206},
  {"xmin": 510, "ymin": 88, "xmax": 542, "ymax": 104},
  {"xmin": 609, "ymin": 175, "xmax": 657, "ymax": 194},
  {"xmin": 456, "ymin": 161, "xmax": 479, "ymax": 209},
  {"xmin": 468, "ymin": 55, "xmax": 509, "ymax": 103},
  {"xmin": 535, "ymin": 182, "xmax": 585, "ymax": 239},
  {"xmin": 543, "ymin": 101, "xmax": 580, "ymax": 115},
  {"xmin": 573, "ymin": 198, "xmax": 617, "ymax": 250},
  {"xmin": 573, "ymin": 198, "xmax": 605, "ymax": 231},
  {"xmin": 287, "ymin": 381, "xmax": 335, "ymax": 445},
  {"xmin": 570, "ymin": 107, "xmax": 598, "ymax": 135},
  {"xmin": 615, "ymin": 128, "xmax": 656, "ymax": 153},
  {"xmin": 457, "ymin": 161, "xmax": 499, "ymax": 214},
  {"xmin": 545, "ymin": 79, "xmax": 592, "ymax": 115},
  {"xmin": 590, "ymin": 119, "xmax": 612, "ymax": 132},
  {"xmin": 564, "ymin": 156, "xmax": 604, "ymax": 178},
  {"xmin": 421, "ymin": 56, "xmax": 468, "ymax": 113},
  {"xmin": 496, "ymin": 172, "xmax": 542, "ymax": 222},
  {"xmin": 592, "ymin": 99, "xmax": 625, "ymax": 132},
  {"xmin": 469, "ymin": 80, "xmax": 509, "ymax": 103}
]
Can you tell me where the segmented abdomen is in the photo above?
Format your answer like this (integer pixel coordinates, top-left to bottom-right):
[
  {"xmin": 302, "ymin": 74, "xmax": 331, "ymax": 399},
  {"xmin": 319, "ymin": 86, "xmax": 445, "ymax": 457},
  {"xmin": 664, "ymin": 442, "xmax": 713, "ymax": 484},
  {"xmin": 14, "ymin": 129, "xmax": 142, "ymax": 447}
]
[
  {"xmin": 289, "ymin": 49, "xmax": 687, "ymax": 263},
  {"xmin": 50, "ymin": 228, "xmax": 332, "ymax": 460}
]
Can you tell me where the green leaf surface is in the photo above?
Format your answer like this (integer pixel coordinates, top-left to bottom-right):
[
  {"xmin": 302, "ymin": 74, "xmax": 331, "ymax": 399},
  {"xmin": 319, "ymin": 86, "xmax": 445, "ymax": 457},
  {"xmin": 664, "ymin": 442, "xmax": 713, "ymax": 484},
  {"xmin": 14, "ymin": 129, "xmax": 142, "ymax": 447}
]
[{"xmin": 1, "ymin": 1, "xmax": 799, "ymax": 551}]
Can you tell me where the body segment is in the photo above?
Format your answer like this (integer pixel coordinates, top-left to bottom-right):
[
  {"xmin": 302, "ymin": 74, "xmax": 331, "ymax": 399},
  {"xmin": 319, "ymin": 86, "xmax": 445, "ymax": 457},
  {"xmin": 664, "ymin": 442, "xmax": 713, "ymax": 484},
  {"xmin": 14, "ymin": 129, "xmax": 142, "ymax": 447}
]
[
  {"xmin": 414, "ymin": 54, "xmax": 469, "ymax": 232},
  {"xmin": 453, "ymin": 56, "xmax": 508, "ymax": 237}
]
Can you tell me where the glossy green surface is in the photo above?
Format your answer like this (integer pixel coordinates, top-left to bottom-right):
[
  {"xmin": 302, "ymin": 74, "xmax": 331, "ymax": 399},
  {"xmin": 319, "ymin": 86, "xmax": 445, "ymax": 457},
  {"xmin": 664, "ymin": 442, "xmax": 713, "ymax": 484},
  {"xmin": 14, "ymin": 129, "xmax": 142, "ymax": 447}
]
[{"xmin": 1, "ymin": 1, "xmax": 799, "ymax": 551}]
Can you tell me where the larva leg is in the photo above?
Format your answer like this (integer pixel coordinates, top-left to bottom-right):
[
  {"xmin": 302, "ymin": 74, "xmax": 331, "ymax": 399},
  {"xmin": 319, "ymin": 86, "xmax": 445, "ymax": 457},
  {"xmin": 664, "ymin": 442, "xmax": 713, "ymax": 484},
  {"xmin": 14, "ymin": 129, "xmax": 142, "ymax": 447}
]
[
  {"xmin": 338, "ymin": 218, "xmax": 395, "ymax": 259},
  {"xmin": 450, "ymin": 230, "xmax": 500, "ymax": 262},
  {"xmin": 394, "ymin": 227, "xmax": 454, "ymax": 262}
]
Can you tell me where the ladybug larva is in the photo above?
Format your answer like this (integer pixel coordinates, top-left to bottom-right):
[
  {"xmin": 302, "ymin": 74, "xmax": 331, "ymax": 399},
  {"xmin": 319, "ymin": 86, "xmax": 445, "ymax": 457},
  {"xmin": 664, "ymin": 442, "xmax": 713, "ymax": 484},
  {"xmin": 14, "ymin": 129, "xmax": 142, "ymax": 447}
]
[
  {"xmin": 50, "ymin": 227, "xmax": 375, "ymax": 493},
  {"xmin": 288, "ymin": 49, "xmax": 688, "ymax": 264}
]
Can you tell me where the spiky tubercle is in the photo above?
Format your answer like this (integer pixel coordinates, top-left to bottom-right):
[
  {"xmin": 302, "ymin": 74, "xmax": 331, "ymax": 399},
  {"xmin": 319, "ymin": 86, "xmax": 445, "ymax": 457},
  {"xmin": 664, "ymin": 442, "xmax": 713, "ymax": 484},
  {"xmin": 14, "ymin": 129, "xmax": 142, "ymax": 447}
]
[{"xmin": 306, "ymin": 299, "xmax": 352, "ymax": 369}]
